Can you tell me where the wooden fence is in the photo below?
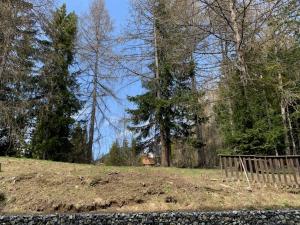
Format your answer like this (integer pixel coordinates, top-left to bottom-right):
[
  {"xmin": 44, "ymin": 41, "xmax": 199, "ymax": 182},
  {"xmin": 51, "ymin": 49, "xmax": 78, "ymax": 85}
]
[{"xmin": 219, "ymin": 155, "xmax": 300, "ymax": 187}]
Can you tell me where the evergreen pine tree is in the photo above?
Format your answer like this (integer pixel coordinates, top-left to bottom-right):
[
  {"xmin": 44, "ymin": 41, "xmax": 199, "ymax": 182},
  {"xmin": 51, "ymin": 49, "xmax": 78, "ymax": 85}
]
[
  {"xmin": 105, "ymin": 141, "xmax": 124, "ymax": 166},
  {"xmin": 128, "ymin": 0, "xmax": 171, "ymax": 166},
  {"xmin": 0, "ymin": 0, "xmax": 36, "ymax": 156},
  {"xmin": 31, "ymin": 5, "xmax": 81, "ymax": 161},
  {"xmin": 128, "ymin": 0, "xmax": 205, "ymax": 167}
]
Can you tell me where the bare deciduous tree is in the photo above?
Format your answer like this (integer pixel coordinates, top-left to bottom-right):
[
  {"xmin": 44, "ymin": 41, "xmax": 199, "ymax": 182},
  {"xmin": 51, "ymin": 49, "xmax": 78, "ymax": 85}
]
[{"xmin": 78, "ymin": 0, "xmax": 116, "ymax": 162}]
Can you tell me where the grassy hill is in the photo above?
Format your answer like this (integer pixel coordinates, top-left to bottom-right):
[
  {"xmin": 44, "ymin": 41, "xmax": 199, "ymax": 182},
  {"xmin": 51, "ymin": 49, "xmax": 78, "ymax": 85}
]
[{"xmin": 0, "ymin": 157, "xmax": 299, "ymax": 214}]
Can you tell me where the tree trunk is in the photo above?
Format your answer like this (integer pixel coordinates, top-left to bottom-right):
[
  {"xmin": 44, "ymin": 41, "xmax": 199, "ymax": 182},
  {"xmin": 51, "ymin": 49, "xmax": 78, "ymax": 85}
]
[
  {"xmin": 278, "ymin": 73, "xmax": 291, "ymax": 155},
  {"xmin": 229, "ymin": 0, "xmax": 253, "ymax": 135},
  {"xmin": 229, "ymin": 0, "xmax": 248, "ymax": 87},
  {"xmin": 295, "ymin": 120, "xmax": 300, "ymax": 153},
  {"xmin": 154, "ymin": 21, "xmax": 171, "ymax": 167},
  {"xmin": 191, "ymin": 73, "xmax": 205, "ymax": 167},
  {"xmin": 87, "ymin": 52, "xmax": 99, "ymax": 163},
  {"xmin": 88, "ymin": 86, "xmax": 96, "ymax": 162},
  {"xmin": 154, "ymin": 22, "xmax": 160, "ymax": 96},
  {"xmin": 286, "ymin": 107, "xmax": 297, "ymax": 155},
  {"xmin": 160, "ymin": 124, "xmax": 171, "ymax": 167},
  {"xmin": 220, "ymin": 39, "xmax": 234, "ymax": 135}
]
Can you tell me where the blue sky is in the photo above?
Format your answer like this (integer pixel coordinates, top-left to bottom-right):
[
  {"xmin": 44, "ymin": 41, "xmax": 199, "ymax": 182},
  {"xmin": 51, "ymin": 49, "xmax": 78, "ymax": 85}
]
[
  {"xmin": 58, "ymin": 0, "xmax": 130, "ymax": 31},
  {"xmin": 58, "ymin": 0, "xmax": 141, "ymax": 158},
  {"xmin": 60, "ymin": 0, "xmax": 129, "ymax": 29}
]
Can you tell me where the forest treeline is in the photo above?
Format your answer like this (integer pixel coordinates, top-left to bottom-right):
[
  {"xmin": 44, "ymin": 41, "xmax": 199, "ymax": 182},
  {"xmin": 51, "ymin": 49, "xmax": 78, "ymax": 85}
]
[
  {"xmin": 0, "ymin": 0, "xmax": 299, "ymax": 167},
  {"xmin": 124, "ymin": 0, "xmax": 300, "ymax": 167},
  {"xmin": 0, "ymin": 0, "xmax": 108, "ymax": 163}
]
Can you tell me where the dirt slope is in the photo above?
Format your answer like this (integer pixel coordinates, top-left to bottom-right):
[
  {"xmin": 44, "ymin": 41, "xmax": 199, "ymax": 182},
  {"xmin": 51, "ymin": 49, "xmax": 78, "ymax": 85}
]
[{"xmin": 0, "ymin": 157, "xmax": 299, "ymax": 214}]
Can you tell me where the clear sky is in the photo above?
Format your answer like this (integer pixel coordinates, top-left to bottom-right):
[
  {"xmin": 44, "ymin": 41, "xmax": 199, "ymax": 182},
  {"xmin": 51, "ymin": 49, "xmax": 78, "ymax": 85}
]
[
  {"xmin": 58, "ymin": 0, "xmax": 140, "ymax": 158},
  {"xmin": 57, "ymin": 0, "xmax": 130, "ymax": 33}
]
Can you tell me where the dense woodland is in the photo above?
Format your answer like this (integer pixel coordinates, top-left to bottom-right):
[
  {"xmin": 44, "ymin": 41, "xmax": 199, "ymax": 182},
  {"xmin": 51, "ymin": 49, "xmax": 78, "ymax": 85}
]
[{"xmin": 0, "ymin": 0, "xmax": 299, "ymax": 167}]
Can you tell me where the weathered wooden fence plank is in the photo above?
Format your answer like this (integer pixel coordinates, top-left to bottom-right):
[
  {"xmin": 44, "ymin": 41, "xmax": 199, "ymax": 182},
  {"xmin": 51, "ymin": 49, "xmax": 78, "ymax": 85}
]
[
  {"xmin": 248, "ymin": 157, "xmax": 254, "ymax": 182},
  {"xmin": 280, "ymin": 158, "xmax": 288, "ymax": 186},
  {"xmin": 229, "ymin": 157, "xmax": 234, "ymax": 179},
  {"xmin": 264, "ymin": 157, "xmax": 270, "ymax": 183},
  {"xmin": 275, "ymin": 158, "xmax": 282, "ymax": 184},
  {"xmin": 268, "ymin": 158, "xmax": 276, "ymax": 184},
  {"xmin": 223, "ymin": 157, "xmax": 228, "ymax": 179},
  {"xmin": 259, "ymin": 158, "xmax": 266, "ymax": 184},
  {"xmin": 234, "ymin": 157, "xmax": 240, "ymax": 181},
  {"xmin": 254, "ymin": 158, "xmax": 260, "ymax": 182}
]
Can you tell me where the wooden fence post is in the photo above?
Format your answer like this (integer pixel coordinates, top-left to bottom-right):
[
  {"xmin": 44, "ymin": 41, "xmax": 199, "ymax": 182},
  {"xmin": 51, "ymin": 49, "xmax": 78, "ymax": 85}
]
[{"xmin": 268, "ymin": 158, "xmax": 276, "ymax": 184}]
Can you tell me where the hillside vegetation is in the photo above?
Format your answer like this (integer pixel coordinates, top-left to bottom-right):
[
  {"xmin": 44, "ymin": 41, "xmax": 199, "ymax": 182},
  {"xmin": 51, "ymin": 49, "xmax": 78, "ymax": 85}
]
[{"xmin": 0, "ymin": 157, "xmax": 299, "ymax": 214}]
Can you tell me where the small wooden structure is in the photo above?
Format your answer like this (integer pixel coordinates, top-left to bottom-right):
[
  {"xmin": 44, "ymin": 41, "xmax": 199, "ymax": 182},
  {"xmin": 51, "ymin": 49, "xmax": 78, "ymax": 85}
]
[
  {"xmin": 141, "ymin": 154, "xmax": 156, "ymax": 166},
  {"xmin": 220, "ymin": 155, "xmax": 300, "ymax": 187}
]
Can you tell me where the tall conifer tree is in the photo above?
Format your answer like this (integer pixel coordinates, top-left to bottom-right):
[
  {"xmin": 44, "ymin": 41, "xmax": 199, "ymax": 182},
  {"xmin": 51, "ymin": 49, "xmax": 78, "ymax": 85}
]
[
  {"xmin": 0, "ymin": 0, "xmax": 36, "ymax": 156},
  {"xmin": 32, "ymin": 5, "xmax": 81, "ymax": 161},
  {"xmin": 128, "ymin": 0, "xmax": 205, "ymax": 167}
]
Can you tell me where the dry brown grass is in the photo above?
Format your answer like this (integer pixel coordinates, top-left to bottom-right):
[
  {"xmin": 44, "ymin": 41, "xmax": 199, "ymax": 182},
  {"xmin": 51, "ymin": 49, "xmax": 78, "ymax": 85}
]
[{"xmin": 0, "ymin": 157, "xmax": 299, "ymax": 214}]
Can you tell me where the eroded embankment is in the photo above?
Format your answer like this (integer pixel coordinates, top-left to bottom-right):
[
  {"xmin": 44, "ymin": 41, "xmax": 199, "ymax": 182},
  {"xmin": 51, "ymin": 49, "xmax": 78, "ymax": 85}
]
[{"xmin": 1, "ymin": 157, "xmax": 300, "ymax": 213}]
